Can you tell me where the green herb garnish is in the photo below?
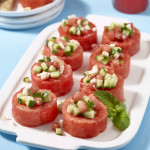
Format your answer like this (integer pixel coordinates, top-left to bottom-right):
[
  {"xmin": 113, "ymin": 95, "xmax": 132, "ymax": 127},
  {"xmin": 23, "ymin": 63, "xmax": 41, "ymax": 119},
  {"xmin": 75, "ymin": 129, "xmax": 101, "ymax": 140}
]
[
  {"xmin": 87, "ymin": 101, "xmax": 94, "ymax": 109},
  {"xmin": 93, "ymin": 90, "xmax": 130, "ymax": 131}
]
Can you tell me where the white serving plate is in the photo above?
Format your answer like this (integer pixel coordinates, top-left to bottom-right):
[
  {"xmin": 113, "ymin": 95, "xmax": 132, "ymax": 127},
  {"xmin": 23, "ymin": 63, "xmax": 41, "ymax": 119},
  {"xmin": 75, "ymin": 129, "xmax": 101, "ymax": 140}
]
[
  {"xmin": 0, "ymin": 0, "xmax": 65, "ymax": 24},
  {"xmin": 0, "ymin": 0, "xmax": 62, "ymax": 17},
  {"xmin": 0, "ymin": 15, "xmax": 150, "ymax": 150},
  {"xmin": 0, "ymin": 3, "xmax": 64, "ymax": 30}
]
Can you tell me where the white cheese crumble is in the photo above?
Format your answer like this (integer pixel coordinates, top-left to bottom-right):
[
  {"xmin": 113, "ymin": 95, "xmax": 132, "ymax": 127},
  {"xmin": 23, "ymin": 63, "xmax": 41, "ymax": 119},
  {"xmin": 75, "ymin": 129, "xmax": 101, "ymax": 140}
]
[
  {"xmin": 69, "ymin": 39, "xmax": 80, "ymax": 46},
  {"xmin": 22, "ymin": 87, "xmax": 30, "ymax": 96},
  {"xmin": 37, "ymin": 71, "xmax": 51, "ymax": 80},
  {"xmin": 92, "ymin": 27, "xmax": 97, "ymax": 31},
  {"xmin": 126, "ymin": 24, "xmax": 132, "ymax": 30},
  {"xmin": 68, "ymin": 15, "xmax": 76, "ymax": 19},
  {"xmin": 77, "ymin": 19, "xmax": 81, "ymax": 25},
  {"xmin": 59, "ymin": 41, "xmax": 65, "ymax": 49},
  {"xmin": 90, "ymin": 78, "xmax": 97, "ymax": 84},
  {"xmin": 114, "ymin": 53, "xmax": 120, "ymax": 59},
  {"xmin": 102, "ymin": 51, "xmax": 109, "ymax": 57},
  {"xmin": 109, "ymin": 43, "xmax": 115, "ymax": 47},
  {"xmin": 48, "ymin": 41, "xmax": 53, "ymax": 49},
  {"xmin": 89, "ymin": 65, "xmax": 98, "ymax": 76},
  {"xmin": 85, "ymin": 25, "xmax": 91, "ymax": 30}
]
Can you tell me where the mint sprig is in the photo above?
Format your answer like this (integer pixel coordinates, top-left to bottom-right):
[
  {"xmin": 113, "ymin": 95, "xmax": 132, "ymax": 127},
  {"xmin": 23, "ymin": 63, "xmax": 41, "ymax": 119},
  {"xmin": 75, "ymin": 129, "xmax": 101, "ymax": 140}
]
[{"xmin": 93, "ymin": 90, "xmax": 130, "ymax": 131}]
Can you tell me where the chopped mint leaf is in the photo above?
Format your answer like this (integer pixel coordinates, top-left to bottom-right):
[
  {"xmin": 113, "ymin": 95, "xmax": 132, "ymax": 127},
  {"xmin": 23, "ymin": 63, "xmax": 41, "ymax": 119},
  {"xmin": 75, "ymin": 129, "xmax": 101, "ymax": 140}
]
[
  {"xmin": 93, "ymin": 90, "xmax": 130, "ymax": 131},
  {"xmin": 87, "ymin": 101, "xmax": 94, "ymax": 109}
]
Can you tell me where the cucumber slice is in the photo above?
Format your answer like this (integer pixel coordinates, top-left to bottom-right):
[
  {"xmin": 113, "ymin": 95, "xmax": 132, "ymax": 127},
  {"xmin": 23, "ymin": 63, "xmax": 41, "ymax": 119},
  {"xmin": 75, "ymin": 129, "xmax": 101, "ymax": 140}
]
[
  {"xmin": 25, "ymin": 96, "xmax": 35, "ymax": 108},
  {"xmin": 48, "ymin": 65, "xmax": 56, "ymax": 72},
  {"xmin": 96, "ymin": 79, "xmax": 103, "ymax": 88},
  {"xmin": 56, "ymin": 128, "xmax": 62, "ymax": 135},
  {"xmin": 96, "ymin": 54, "xmax": 104, "ymax": 62},
  {"xmin": 42, "ymin": 90, "xmax": 51, "ymax": 102},
  {"xmin": 100, "ymin": 68, "xmax": 107, "ymax": 76},
  {"xmin": 23, "ymin": 77, "xmax": 31, "ymax": 83},
  {"xmin": 81, "ymin": 19, "xmax": 89, "ymax": 26},
  {"xmin": 64, "ymin": 46, "xmax": 71, "ymax": 56},
  {"xmin": 69, "ymin": 26, "xmax": 77, "ymax": 35},
  {"xmin": 33, "ymin": 65, "xmax": 43, "ymax": 74},
  {"xmin": 83, "ymin": 110, "xmax": 96, "ymax": 119},
  {"xmin": 51, "ymin": 71, "xmax": 60, "ymax": 78},
  {"xmin": 41, "ymin": 62, "xmax": 48, "ymax": 71},
  {"xmin": 17, "ymin": 96, "xmax": 26, "ymax": 104},
  {"xmin": 83, "ymin": 76, "xmax": 91, "ymax": 85},
  {"xmin": 101, "ymin": 57, "xmax": 110, "ymax": 65}
]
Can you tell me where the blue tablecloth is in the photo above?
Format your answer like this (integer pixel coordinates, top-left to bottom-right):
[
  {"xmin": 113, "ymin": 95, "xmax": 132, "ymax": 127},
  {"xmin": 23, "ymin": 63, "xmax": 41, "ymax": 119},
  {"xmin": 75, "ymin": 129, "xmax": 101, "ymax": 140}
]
[{"xmin": 0, "ymin": 0, "xmax": 150, "ymax": 149}]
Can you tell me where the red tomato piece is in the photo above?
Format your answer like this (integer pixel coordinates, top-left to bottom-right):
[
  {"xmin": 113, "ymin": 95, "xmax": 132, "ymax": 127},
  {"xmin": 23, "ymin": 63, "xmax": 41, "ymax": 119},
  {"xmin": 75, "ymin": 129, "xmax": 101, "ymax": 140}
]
[
  {"xmin": 19, "ymin": 0, "xmax": 53, "ymax": 9},
  {"xmin": 51, "ymin": 122, "xmax": 61, "ymax": 131},
  {"xmin": 62, "ymin": 95, "xmax": 107, "ymax": 138},
  {"xmin": 102, "ymin": 25, "xmax": 140, "ymax": 56},
  {"xmin": 12, "ymin": 89, "xmax": 58, "ymax": 127},
  {"xmin": 31, "ymin": 62, "xmax": 74, "ymax": 97}
]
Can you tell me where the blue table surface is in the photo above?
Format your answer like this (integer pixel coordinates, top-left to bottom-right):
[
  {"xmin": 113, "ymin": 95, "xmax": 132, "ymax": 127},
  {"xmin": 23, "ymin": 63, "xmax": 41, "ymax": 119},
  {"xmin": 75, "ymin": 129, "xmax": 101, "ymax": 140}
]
[{"xmin": 0, "ymin": 0, "xmax": 150, "ymax": 149}]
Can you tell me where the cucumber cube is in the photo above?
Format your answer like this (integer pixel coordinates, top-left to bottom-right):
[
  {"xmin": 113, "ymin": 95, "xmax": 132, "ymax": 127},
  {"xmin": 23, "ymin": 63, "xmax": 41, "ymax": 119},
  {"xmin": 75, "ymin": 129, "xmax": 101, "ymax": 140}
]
[
  {"xmin": 101, "ymin": 57, "xmax": 110, "ymax": 65},
  {"xmin": 48, "ymin": 65, "xmax": 56, "ymax": 72},
  {"xmin": 83, "ymin": 110, "xmax": 96, "ymax": 119},
  {"xmin": 33, "ymin": 65, "xmax": 43, "ymax": 74},
  {"xmin": 61, "ymin": 19, "xmax": 68, "ymax": 27},
  {"xmin": 67, "ymin": 104, "xmax": 76, "ymax": 114},
  {"xmin": 81, "ymin": 19, "xmax": 88, "ymax": 26},
  {"xmin": 83, "ymin": 76, "xmax": 91, "ymax": 85},
  {"xmin": 100, "ymin": 68, "xmax": 107, "ymax": 76},
  {"xmin": 73, "ymin": 107, "xmax": 80, "ymax": 116},
  {"xmin": 17, "ymin": 96, "xmax": 26, "ymax": 104},
  {"xmin": 50, "ymin": 37, "xmax": 56, "ymax": 42},
  {"xmin": 96, "ymin": 54, "xmax": 104, "ymax": 62},
  {"xmin": 84, "ymin": 71, "xmax": 89, "ymax": 76},
  {"xmin": 60, "ymin": 36, "xmax": 69, "ymax": 42},
  {"xmin": 83, "ymin": 96, "xmax": 90, "ymax": 102},
  {"xmin": 23, "ymin": 77, "xmax": 31, "ymax": 83},
  {"xmin": 25, "ymin": 96, "xmax": 35, "ymax": 108},
  {"xmin": 64, "ymin": 46, "xmax": 71, "ymax": 56},
  {"xmin": 41, "ymin": 62, "xmax": 48, "ymax": 71},
  {"xmin": 42, "ymin": 91, "xmax": 51, "ymax": 102},
  {"xmin": 103, "ymin": 79, "xmax": 111, "ymax": 89},
  {"xmin": 96, "ymin": 79, "xmax": 103, "ymax": 88},
  {"xmin": 69, "ymin": 26, "xmax": 77, "ymax": 35},
  {"xmin": 56, "ymin": 128, "xmax": 62, "ymax": 135},
  {"xmin": 51, "ymin": 71, "xmax": 60, "ymax": 78}
]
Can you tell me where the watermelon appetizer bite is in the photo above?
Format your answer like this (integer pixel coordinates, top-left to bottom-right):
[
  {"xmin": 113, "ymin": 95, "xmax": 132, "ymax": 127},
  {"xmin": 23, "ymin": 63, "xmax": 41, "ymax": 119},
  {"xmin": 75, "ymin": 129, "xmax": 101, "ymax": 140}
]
[
  {"xmin": 44, "ymin": 36, "xmax": 83, "ymax": 70},
  {"xmin": 12, "ymin": 87, "xmax": 58, "ymax": 127},
  {"xmin": 102, "ymin": 22, "xmax": 140, "ymax": 56},
  {"xmin": 80, "ymin": 65, "xmax": 124, "ymax": 102},
  {"xmin": 58, "ymin": 15, "xmax": 98, "ymax": 51},
  {"xmin": 62, "ymin": 91, "xmax": 107, "ymax": 138},
  {"xmin": 31, "ymin": 56, "xmax": 74, "ymax": 97},
  {"xmin": 90, "ymin": 44, "xmax": 130, "ymax": 78},
  {"xmin": 19, "ymin": 0, "xmax": 53, "ymax": 9}
]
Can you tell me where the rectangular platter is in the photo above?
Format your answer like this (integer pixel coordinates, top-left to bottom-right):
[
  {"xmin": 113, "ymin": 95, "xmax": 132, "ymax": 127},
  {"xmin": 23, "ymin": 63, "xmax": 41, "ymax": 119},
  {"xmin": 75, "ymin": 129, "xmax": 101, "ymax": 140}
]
[{"xmin": 0, "ymin": 15, "xmax": 150, "ymax": 150}]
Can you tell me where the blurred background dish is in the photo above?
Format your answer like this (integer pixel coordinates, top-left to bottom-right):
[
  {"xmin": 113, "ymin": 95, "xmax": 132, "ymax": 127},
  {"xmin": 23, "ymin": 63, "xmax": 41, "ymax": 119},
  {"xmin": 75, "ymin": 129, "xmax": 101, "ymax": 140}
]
[{"xmin": 0, "ymin": 0, "xmax": 65, "ymax": 29}]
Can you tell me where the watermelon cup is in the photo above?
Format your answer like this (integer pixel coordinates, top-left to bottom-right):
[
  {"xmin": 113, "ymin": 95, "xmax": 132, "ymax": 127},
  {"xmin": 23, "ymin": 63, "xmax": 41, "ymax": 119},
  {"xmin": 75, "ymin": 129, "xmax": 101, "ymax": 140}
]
[
  {"xmin": 102, "ymin": 22, "xmax": 140, "ymax": 56},
  {"xmin": 31, "ymin": 56, "xmax": 74, "ymax": 97},
  {"xmin": 12, "ymin": 88, "xmax": 58, "ymax": 127},
  {"xmin": 19, "ymin": 0, "xmax": 54, "ymax": 9},
  {"xmin": 44, "ymin": 36, "xmax": 83, "ymax": 70},
  {"xmin": 89, "ymin": 44, "xmax": 130, "ymax": 79},
  {"xmin": 58, "ymin": 15, "xmax": 98, "ymax": 51},
  {"xmin": 62, "ymin": 92, "xmax": 107, "ymax": 138},
  {"xmin": 80, "ymin": 65, "xmax": 124, "ymax": 102}
]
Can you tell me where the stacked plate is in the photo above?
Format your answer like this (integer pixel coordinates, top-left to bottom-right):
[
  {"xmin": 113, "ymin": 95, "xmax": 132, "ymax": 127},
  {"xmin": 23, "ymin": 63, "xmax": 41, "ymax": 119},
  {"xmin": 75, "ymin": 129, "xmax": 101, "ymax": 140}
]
[{"xmin": 0, "ymin": 0, "xmax": 65, "ymax": 30}]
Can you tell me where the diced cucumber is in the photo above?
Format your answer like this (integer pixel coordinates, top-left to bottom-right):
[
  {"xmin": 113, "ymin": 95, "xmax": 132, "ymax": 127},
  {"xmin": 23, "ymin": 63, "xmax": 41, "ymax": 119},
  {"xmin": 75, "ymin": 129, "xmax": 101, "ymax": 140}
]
[
  {"xmin": 77, "ymin": 100, "xmax": 84, "ymax": 107},
  {"xmin": 112, "ymin": 74, "xmax": 118, "ymax": 80},
  {"xmin": 38, "ymin": 59, "xmax": 45, "ymax": 63},
  {"xmin": 100, "ymin": 68, "xmax": 107, "ymax": 76},
  {"xmin": 41, "ymin": 49, "xmax": 44, "ymax": 55},
  {"xmin": 17, "ymin": 93, "xmax": 24, "ymax": 98},
  {"xmin": 110, "ymin": 78, "xmax": 118, "ymax": 88},
  {"xmin": 96, "ymin": 79, "xmax": 103, "ymax": 88},
  {"xmin": 50, "ymin": 37, "xmax": 56, "ymax": 42},
  {"xmin": 103, "ymin": 79, "xmax": 112, "ymax": 89},
  {"xmin": 52, "ymin": 43, "xmax": 60, "ymax": 54},
  {"xmin": 73, "ymin": 107, "xmax": 80, "ymax": 116},
  {"xmin": 61, "ymin": 19, "xmax": 68, "ymax": 27},
  {"xmin": 105, "ymin": 73, "xmax": 112, "ymax": 80},
  {"xmin": 83, "ymin": 110, "xmax": 96, "ymax": 119},
  {"xmin": 81, "ymin": 19, "xmax": 89, "ymax": 26},
  {"xmin": 70, "ymin": 44, "xmax": 77, "ymax": 52},
  {"xmin": 69, "ymin": 26, "xmax": 77, "ymax": 35},
  {"xmin": 67, "ymin": 104, "xmax": 76, "ymax": 114},
  {"xmin": 56, "ymin": 128, "xmax": 62, "ymax": 135},
  {"xmin": 101, "ymin": 57, "xmax": 110, "ymax": 65},
  {"xmin": 107, "ymin": 22, "xmax": 116, "ymax": 31},
  {"xmin": 51, "ymin": 71, "xmax": 60, "ymax": 78},
  {"xmin": 119, "ymin": 59, "xmax": 123, "ymax": 64},
  {"xmin": 48, "ymin": 65, "xmax": 56, "ymax": 72},
  {"xmin": 84, "ymin": 71, "xmax": 89, "ymax": 76},
  {"xmin": 23, "ymin": 77, "xmax": 31, "ymax": 83},
  {"xmin": 25, "ymin": 96, "xmax": 35, "ymax": 108},
  {"xmin": 64, "ymin": 46, "xmax": 71, "ymax": 56},
  {"xmin": 122, "ymin": 29, "xmax": 130, "ymax": 36},
  {"xmin": 41, "ymin": 62, "xmax": 48, "ymax": 71},
  {"xmin": 33, "ymin": 65, "xmax": 43, "ymax": 74},
  {"xmin": 42, "ymin": 91, "xmax": 51, "ymax": 102},
  {"xmin": 24, "ymin": 7, "xmax": 31, "ymax": 11},
  {"xmin": 83, "ymin": 96, "xmax": 90, "ymax": 102},
  {"xmin": 96, "ymin": 54, "xmax": 104, "ymax": 62},
  {"xmin": 17, "ymin": 96, "xmax": 26, "ymax": 104},
  {"xmin": 76, "ymin": 28, "xmax": 81, "ymax": 35},
  {"xmin": 58, "ymin": 100, "xmax": 65, "ymax": 114},
  {"xmin": 60, "ymin": 36, "xmax": 69, "ymax": 42},
  {"xmin": 83, "ymin": 76, "xmax": 91, "ymax": 85}
]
